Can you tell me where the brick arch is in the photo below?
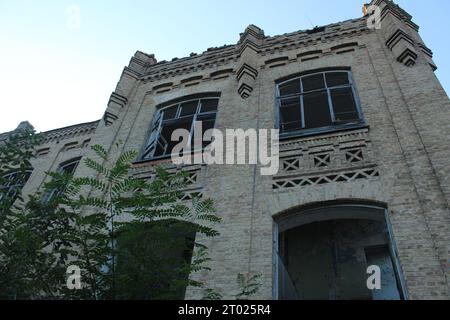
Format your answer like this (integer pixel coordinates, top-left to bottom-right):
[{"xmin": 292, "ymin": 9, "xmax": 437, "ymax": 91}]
[
  {"xmin": 272, "ymin": 199, "xmax": 388, "ymax": 233},
  {"xmin": 265, "ymin": 179, "xmax": 390, "ymax": 219},
  {"xmin": 272, "ymin": 199, "xmax": 408, "ymax": 300}
]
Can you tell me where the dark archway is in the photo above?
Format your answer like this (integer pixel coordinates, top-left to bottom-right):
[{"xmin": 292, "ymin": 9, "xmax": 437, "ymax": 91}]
[{"xmin": 273, "ymin": 203, "xmax": 407, "ymax": 300}]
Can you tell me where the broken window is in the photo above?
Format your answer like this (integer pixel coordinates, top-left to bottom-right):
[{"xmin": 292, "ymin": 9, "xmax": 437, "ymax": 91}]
[
  {"xmin": 0, "ymin": 170, "xmax": 32, "ymax": 204},
  {"xmin": 58, "ymin": 157, "xmax": 81, "ymax": 175},
  {"xmin": 275, "ymin": 205, "xmax": 406, "ymax": 300},
  {"xmin": 42, "ymin": 157, "xmax": 81, "ymax": 203},
  {"xmin": 277, "ymin": 70, "xmax": 364, "ymax": 135},
  {"xmin": 142, "ymin": 96, "xmax": 219, "ymax": 160}
]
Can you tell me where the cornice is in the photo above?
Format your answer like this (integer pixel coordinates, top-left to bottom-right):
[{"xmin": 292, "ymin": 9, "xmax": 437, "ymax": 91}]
[
  {"xmin": 138, "ymin": 18, "xmax": 370, "ymax": 84},
  {"xmin": 41, "ymin": 120, "xmax": 99, "ymax": 144}
]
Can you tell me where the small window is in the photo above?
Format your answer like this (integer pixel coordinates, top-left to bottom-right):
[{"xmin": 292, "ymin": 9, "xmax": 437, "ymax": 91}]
[
  {"xmin": 0, "ymin": 170, "xmax": 32, "ymax": 203},
  {"xmin": 142, "ymin": 95, "xmax": 219, "ymax": 160},
  {"xmin": 276, "ymin": 70, "xmax": 364, "ymax": 137},
  {"xmin": 42, "ymin": 157, "xmax": 81, "ymax": 203},
  {"xmin": 59, "ymin": 157, "xmax": 81, "ymax": 175}
]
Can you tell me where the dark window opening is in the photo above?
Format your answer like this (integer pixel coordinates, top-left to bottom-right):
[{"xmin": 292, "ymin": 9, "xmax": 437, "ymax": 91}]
[
  {"xmin": 277, "ymin": 71, "xmax": 364, "ymax": 137},
  {"xmin": 59, "ymin": 158, "xmax": 81, "ymax": 175},
  {"xmin": 0, "ymin": 170, "xmax": 32, "ymax": 205},
  {"xmin": 115, "ymin": 220, "xmax": 196, "ymax": 300},
  {"xmin": 303, "ymin": 91, "xmax": 332, "ymax": 129},
  {"xmin": 42, "ymin": 157, "xmax": 81, "ymax": 203},
  {"xmin": 276, "ymin": 206, "xmax": 405, "ymax": 301},
  {"xmin": 142, "ymin": 97, "xmax": 219, "ymax": 160}
]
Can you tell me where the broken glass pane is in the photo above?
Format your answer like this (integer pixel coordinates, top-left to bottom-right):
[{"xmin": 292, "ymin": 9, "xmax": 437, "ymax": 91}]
[{"xmin": 159, "ymin": 116, "xmax": 194, "ymax": 156}]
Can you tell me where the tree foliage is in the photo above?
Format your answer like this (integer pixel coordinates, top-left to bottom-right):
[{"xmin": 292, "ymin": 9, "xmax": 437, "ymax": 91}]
[
  {"xmin": 0, "ymin": 125, "xmax": 41, "ymax": 224},
  {"xmin": 0, "ymin": 138, "xmax": 222, "ymax": 299},
  {"xmin": 235, "ymin": 273, "xmax": 263, "ymax": 300},
  {"xmin": 0, "ymin": 131, "xmax": 263, "ymax": 300}
]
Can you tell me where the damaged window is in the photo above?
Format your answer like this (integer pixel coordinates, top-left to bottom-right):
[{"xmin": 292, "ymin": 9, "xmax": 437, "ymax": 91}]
[
  {"xmin": 277, "ymin": 70, "xmax": 364, "ymax": 136},
  {"xmin": 42, "ymin": 157, "xmax": 81, "ymax": 203},
  {"xmin": 59, "ymin": 157, "xmax": 81, "ymax": 175},
  {"xmin": 142, "ymin": 96, "xmax": 219, "ymax": 160},
  {"xmin": 0, "ymin": 170, "xmax": 32, "ymax": 204}
]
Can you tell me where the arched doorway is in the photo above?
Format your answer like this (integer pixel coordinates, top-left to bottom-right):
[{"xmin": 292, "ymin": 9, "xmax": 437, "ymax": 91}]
[{"xmin": 273, "ymin": 203, "xmax": 407, "ymax": 300}]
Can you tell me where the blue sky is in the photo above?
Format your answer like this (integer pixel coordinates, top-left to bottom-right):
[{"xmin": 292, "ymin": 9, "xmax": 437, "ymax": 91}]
[{"xmin": 1, "ymin": 0, "xmax": 448, "ymax": 132}]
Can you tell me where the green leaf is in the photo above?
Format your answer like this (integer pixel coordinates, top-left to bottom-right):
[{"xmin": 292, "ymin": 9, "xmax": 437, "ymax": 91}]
[{"xmin": 90, "ymin": 144, "xmax": 108, "ymax": 161}]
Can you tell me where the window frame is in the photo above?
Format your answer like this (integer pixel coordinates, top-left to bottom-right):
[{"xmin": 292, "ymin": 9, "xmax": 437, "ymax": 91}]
[
  {"xmin": 0, "ymin": 170, "xmax": 33, "ymax": 203},
  {"xmin": 42, "ymin": 157, "xmax": 81, "ymax": 203},
  {"xmin": 58, "ymin": 157, "xmax": 82, "ymax": 175},
  {"xmin": 275, "ymin": 70, "xmax": 366, "ymax": 139},
  {"xmin": 141, "ymin": 95, "xmax": 219, "ymax": 161},
  {"xmin": 273, "ymin": 204, "xmax": 408, "ymax": 300}
]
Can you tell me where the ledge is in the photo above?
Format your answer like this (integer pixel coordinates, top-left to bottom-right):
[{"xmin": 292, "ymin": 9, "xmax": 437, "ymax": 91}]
[{"xmin": 279, "ymin": 123, "xmax": 369, "ymax": 142}]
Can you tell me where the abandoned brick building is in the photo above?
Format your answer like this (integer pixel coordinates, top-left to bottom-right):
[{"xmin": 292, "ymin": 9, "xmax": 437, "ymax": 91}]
[{"xmin": 1, "ymin": 0, "xmax": 450, "ymax": 299}]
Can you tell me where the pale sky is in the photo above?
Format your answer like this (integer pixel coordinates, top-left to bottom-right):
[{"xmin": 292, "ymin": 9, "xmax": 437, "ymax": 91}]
[{"xmin": 1, "ymin": 0, "xmax": 449, "ymax": 133}]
